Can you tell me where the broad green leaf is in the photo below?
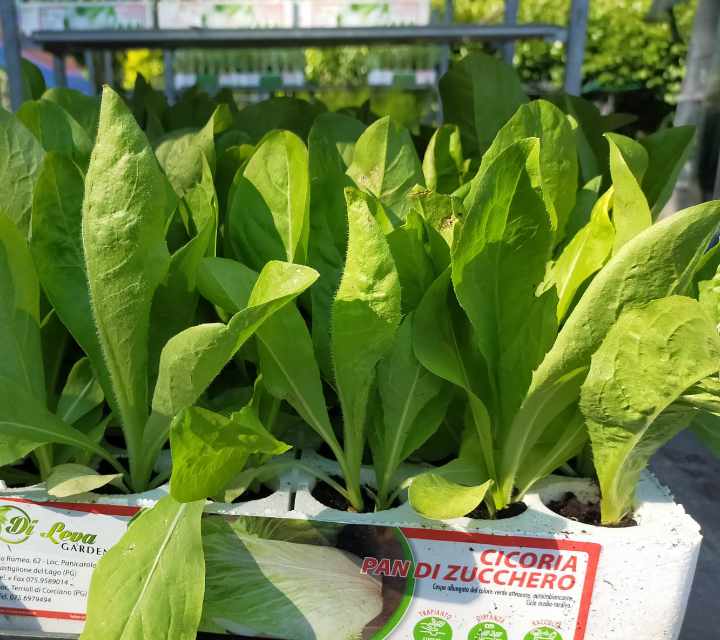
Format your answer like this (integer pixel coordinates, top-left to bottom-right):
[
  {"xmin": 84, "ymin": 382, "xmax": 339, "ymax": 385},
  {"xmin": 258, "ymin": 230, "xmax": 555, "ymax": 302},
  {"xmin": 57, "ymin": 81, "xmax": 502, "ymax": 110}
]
[
  {"xmin": 386, "ymin": 209, "xmax": 436, "ymax": 313},
  {"xmin": 453, "ymin": 140, "xmax": 557, "ymax": 430},
  {"xmin": 439, "ymin": 52, "xmax": 527, "ymax": 158},
  {"xmin": 409, "ymin": 435, "xmax": 492, "ymax": 519},
  {"xmin": 239, "ymin": 130, "xmax": 310, "ymax": 265},
  {"xmin": 407, "ymin": 187, "xmax": 464, "ymax": 272},
  {"xmin": 547, "ymin": 189, "xmax": 615, "ymax": 321},
  {"xmin": 170, "ymin": 405, "xmax": 289, "ymax": 503},
  {"xmin": 235, "ymin": 96, "xmax": 326, "ymax": 142},
  {"xmin": 46, "ymin": 463, "xmax": 122, "ymax": 498},
  {"xmin": 640, "ymin": 125, "xmax": 694, "ymax": 217},
  {"xmin": 308, "ymin": 112, "xmax": 366, "ymax": 251},
  {"xmin": 473, "ymin": 100, "xmax": 578, "ymax": 236},
  {"xmin": 21, "ymin": 58, "xmax": 46, "ymax": 101},
  {"xmin": 17, "ymin": 99, "xmax": 92, "ymax": 169},
  {"xmin": 0, "ymin": 213, "xmax": 44, "ymax": 400},
  {"xmin": 57, "ymin": 358, "xmax": 104, "ymax": 425},
  {"xmin": 202, "ymin": 517, "xmax": 382, "ymax": 640},
  {"xmin": 30, "ymin": 153, "xmax": 112, "ymax": 400},
  {"xmin": 581, "ymin": 297, "xmax": 720, "ymax": 523},
  {"xmin": 256, "ymin": 306, "xmax": 342, "ymax": 463},
  {"xmin": 142, "ymin": 262, "xmax": 318, "ymax": 484},
  {"xmin": 0, "ymin": 108, "xmax": 44, "ymax": 235},
  {"xmin": 372, "ymin": 315, "xmax": 447, "ymax": 507},
  {"xmin": 81, "ymin": 496, "xmax": 205, "ymax": 640},
  {"xmin": 156, "ymin": 105, "xmax": 229, "ymax": 196},
  {"xmin": 410, "ymin": 473, "xmax": 493, "ymax": 521},
  {"xmin": 42, "ymin": 88, "xmax": 100, "ymax": 136},
  {"xmin": 332, "ymin": 188, "xmax": 401, "ymax": 490},
  {"xmin": 346, "ymin": 116, "xmax": 423, "ymax": 224},
  {"xmin": 83, "ymin": 86, "xmax": 176, "ymax": 487},
  {"xmin": 606, "ymin": 132, "xmax": 651, "ymax": 253},
  {"xmin": 423, "ymin": 124, "xmax": 464, "ymax": 194},
  {"xmin": 501, "ymin": 201, "xmax": 720, "ymax": 502}
]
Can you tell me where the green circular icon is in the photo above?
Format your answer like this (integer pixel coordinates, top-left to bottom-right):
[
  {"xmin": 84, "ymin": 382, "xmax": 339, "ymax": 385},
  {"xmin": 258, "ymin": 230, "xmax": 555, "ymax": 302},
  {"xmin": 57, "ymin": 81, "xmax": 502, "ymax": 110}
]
[
  {"xmin": 413, "ymin": 616, "xmax": 453, "ymax": 640},
  {"xmin": 468, "ymin": 621, "xmax": 508, "ymax": 640},
  {"xmin": 523, "ymin": 627, "xmax": 564, "ymax": 640}
]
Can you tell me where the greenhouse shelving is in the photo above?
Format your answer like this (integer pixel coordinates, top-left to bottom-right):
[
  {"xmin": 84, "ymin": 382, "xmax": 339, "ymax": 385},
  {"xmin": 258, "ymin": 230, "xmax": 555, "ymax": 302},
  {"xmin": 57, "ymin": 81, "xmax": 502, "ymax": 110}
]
[{"xmin": 0, "ymin": 0, "xmax": 590, "ymax": 109}]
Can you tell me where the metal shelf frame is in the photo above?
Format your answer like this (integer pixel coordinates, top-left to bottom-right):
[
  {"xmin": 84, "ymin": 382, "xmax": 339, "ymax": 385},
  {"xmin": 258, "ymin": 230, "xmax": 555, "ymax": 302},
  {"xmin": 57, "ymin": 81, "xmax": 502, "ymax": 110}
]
[{"xmin": 0, "ymin": 0, "xmax": 590, "ymax": 111}]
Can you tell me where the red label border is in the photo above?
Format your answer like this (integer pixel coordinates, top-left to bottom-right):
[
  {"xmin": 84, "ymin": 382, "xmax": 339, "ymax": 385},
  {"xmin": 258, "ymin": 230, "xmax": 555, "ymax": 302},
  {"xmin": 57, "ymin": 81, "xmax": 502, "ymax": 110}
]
[{"xmin": 401, "ymin": 527, "xmax": 601, "ymax": 640}]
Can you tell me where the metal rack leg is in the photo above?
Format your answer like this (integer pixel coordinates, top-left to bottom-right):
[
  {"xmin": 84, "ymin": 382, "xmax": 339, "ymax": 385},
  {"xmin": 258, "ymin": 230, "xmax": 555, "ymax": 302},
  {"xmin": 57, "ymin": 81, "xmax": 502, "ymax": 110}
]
[
  {"xmin": 163, "ymin": 50, "xmax": 176, "ymax": 104},
  {"xmin": 502, "ymin": 0, "xmax": 519, "ymax": 65},
  {"xmin": 0, "ymin": 0, "xmax": 25, "ymax": 110},
  {"xmin": 85, "ymin": 51, "xmax": 97, "ymax": 95},
  {"xmin": 52, "ymin": 54, "xmax": 67, "ymax": 89},
  {"xmin": 103, "ymin": 51, "xmax": 114, "ymax": 87},
  {"xmin": 564, "ymin": 0, "xmax": 590, "ymax": 95}
]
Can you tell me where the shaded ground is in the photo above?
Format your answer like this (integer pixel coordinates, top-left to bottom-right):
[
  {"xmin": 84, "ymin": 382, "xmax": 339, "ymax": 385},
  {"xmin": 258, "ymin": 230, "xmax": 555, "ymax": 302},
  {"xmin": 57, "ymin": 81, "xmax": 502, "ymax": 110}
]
[{"xmin": 651, "ymin": 430, "xmax": 720, "ymax": 638}]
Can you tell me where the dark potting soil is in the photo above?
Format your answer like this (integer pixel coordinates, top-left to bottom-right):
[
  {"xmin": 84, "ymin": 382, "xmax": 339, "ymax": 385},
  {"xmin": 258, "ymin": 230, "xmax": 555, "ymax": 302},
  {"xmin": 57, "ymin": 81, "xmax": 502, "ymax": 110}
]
[
  {"xmin": 547, "ymin": 492, "xmax": 637, "ymax": 527},
  {"xmin": 311, "ymin": 477, "xmax": 400, "ymax": 513},
  {"xmin": 230, "ymin": 483, "xmax": 274, "ymax": 503},
  {"xmin": 466, "ymin": 501, "xmax": 528, "ymax": 520}
]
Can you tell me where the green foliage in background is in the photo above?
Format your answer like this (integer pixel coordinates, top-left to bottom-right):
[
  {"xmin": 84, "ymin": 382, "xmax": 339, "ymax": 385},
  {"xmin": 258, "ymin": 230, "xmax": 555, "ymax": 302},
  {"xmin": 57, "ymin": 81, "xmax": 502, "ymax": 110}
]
[{"xmin": 451, "ymin": 0, "xmax": 696, "ymax": 102}]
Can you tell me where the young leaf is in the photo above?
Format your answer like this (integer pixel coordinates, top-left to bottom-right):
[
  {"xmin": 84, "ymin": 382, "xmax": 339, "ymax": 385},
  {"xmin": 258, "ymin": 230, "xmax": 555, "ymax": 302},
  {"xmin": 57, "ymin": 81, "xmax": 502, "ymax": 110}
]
[
  {"xmin": 308, "ymin": 111, "xmax": 366, "ymax": 252},
  {"xmin": 453, "ymin": 140, "xmax": 557, "ymax": 430},
  {"xmin": 17, "ymin": 99, "xmax": 92, "ymax": 169},
  {"xmin": 30, "ymin": 152, "xmax": 113, "ymax": 402},
  {"xmin": 81, "ymin": 496, "xmax": 205, "ymax": 640},
  {"xmin": 42, "ymin": 88, "xmax": 100, "ymax": 137},
  {"xmin": 439, "ymin": 52, "xmax": 527, "ymax": 158},
  {"xmin": 170, "ymin": 405, "xmax": 289, "ymax": 503},
  {"xmin": 156, "ymin": 104, "xmax": 230, "ymax": 196},
  {"xmin": 386, "ymin": 210, "xmax": 436, "ymax": 313},
  {"xmin": 640, "ymin": 125, "xmax": 695, "ymax": 217},
  {"xmin": 547, "ymin": 189, "xmax": 615, "ymax": 321},
  {"xmin": 346, "ymin": 116, "xmax": 423, "ymax": 223},
  {"xmin": 83, "ymin": 86, "xmax": 176, "ymax": 488},
  {"xmin": 332, "ymin": 188, "xmax": 401, "ymax": 505},
  {"xmin": 423, "ymin": 124, "xmax": 465, "ymax": 194},
  {"xmin": 240, "ymin": 130, "xmax": 310, "ymax": 265},
  {"xmin": 182, "ymin": 154, "xmax": 218, "ymax": 255},
  {"xmin": 606, "ymin": 133, "xmax": 652, "ymax": 253},
  {"xmin": 581, "ymin": 297, "xmax": 720, "ymax": 523},
  {"xmin": 372, "ymin": 315, "xmax": 447, "ymax": 506},
  {"xmin": 409, "ymin": 435, "xmax": 493, "ymax": 520},
  {"xmin": 473, "ymin": 100, "xmax": 578, "ymax": 235},
  {"xmin": 46, "ymin": 463, "xmax": 122, "ymax": 498},
  {"xmin": 141, "ymin": 262, "xmax": 318, "ymax": 486},
  {"xmin": 410, "ymin": 473, "xmax": 493, "ymax": 521},
  {"xmin": 0, "ymin": 108, "xmax": 44, "ymax": 236},
  {"xmin": 413, "ymin": 269, "xmax": 494, "ymax": 484},
  {"xmin": 56, "ymin": 357, "xmax": 104, "ymax": 426},
  {"xmin": 148, "ymin": 219, "xmax": 214, "ymax": 385}
]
